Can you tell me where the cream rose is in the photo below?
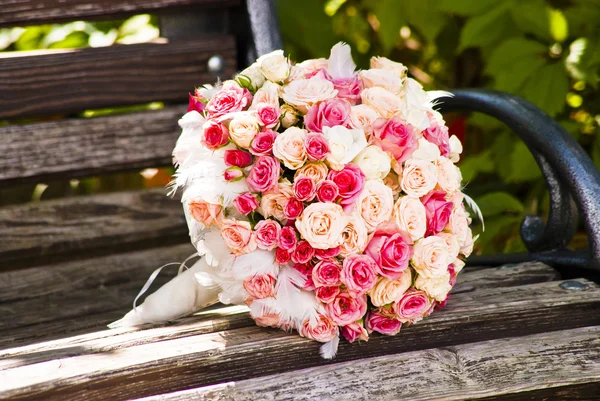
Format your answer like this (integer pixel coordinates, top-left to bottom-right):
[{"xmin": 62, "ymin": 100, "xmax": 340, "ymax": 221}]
[
  {"xmin": 449, "ymin": 135, "xmax": 463, "ymax": 163},
  {"xmin": 272, "ymin": 127, "xmax": 308, "ymax": 170},
  {"xmin": 437, "ymin": 157, "xmax": 462, "ymax": 194},
  {"xmin": 259, "ymin": 52, "xmax": 290, "ymax": 82},
  {"xmin": 236, "ymin": 63, "xmax": 265, "ymax": 90},
  {"xmin": 368, "ymin": 269, "xmax": 412, "ymax": 307},
  {"xmin": 359, "ymin": 68, "xmax": 403, "ymax": 94},
  {"xmin": 298, "ymin": 57, "xmax": 328, "ymax": 73},
  {"xmin": 356, "ymin": 180, "xmax": 394, "ymax": 232},
  {"xmin": 259, "ymin": 180, "xmax": 293, "ymax": 221},
  {"xmin": 352, "ymin": 145, "xmax": 391, "ymax": 180},
  {"xmin": 400, "ymin": 159, "xmax": 438, "ymax": 198},
  {"xmin": 447, "ymin": 205, "xmax": 472, "ymax": 252},
  {"xmin": 384, "ymin": 171, "xmax": 401, "ymax": 199},
  {"xmin": 393, "ymin": 196, "xmax": 427, "ymax": 242},
  {"xmin": 370, "ymin": 56, "xmax": 408, "ymax": 78},
  {"xmin": 282, "ymin": 76, "xmax": 337, "ymax": 113},
  {"xmin": 295, "ymin": 202, "xmax": 348, "ymax": 249},
  {"xmin": 220, "ymin": 219, "xmax": 257, "ymax": 256},
  {"xmin": 348, "ymin": 104, "xmax": 379, "ymax": 137},
  {"xmin": 412, "ymin": 137, "xmax": 441, "ymax": 161},
  {"xmin": 228, "ymin": 113, "xmax": 260, "ymax": 148},
  {"xmin": 453, "ymin": 258, "xmax": 466, "ymax": 274},
  {"xmin": 415, "ymin": 273, "xmax": 452, "ymax": 302},
  {"xmin": 323, "ymin": 125, "xmax": 367, "ymax": 171},
  {"xmin": 339, "ymin": 213, "xmax": 369, "ymax": 257},
  {"xmin": 251, "ymin": 81, "xmax": 280, "ymax": 108},
  {"xmin": 294, "ymin": 162, "xmax": 329, "ymax": 183},
  {"xmin": 280, "ymin": 104, "xmax": 299, "ymax": 128},
  {"xmin": 412, "ymin": 236, "xmax": 451, "ymax": 279},
  {"xmin": 437, "ymin": 232, "xmax": 460, "ymax": 262},
  {"xmin": 361, "ymin": 87, "xmax": 403, "ymax": 119}
]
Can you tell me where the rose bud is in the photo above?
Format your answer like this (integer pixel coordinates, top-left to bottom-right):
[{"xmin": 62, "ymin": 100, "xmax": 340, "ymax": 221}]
[
  {"xmin": 284, "ymin": 197, "xmax": 304, "ymax": 219},
  {"xmin": 293, "ymin": 176, "xmax": 317, "ymax": 202},
  {"xmin": 224, "ymin": 167, "xmax": 244, "ymax": 182},
  {"xmin": 224, "ymin": 149, "xmax": 253, "ymax": 168},
  {"xmin": 316, "ymin": 180, "xmax": 339, "ymax": 203},
  {"xmin": 233, "ymin": 192, "xmax": 259, "ymax": 215},
  {"xmin": 202, "ymin": 120, "xmax": 229, "ymax": 150},
  {"xmin": 341, "ymin": 321, "xmax": 369, "ymax": 343},
  {"xmin": 188, "ymin": 93, "xmax": 205, "ymax": 113},
  {"xmin": 275, "ymin": 247, "xmax": 292, "ymax": 264}
]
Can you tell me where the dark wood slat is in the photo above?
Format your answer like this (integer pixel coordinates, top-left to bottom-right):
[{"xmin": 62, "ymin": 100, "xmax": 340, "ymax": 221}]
[
  {"xmin": 0, "ymin": 36, "xmax": 236, "ymax": 118},
  {"xmin": 1, "ymin": 278, "xmax": 599, "ymax": 400},
  {"xmin": 0, "ymin": 105, "xmax": 185, "ymax": 185},
  {"xmin": 0, "ymin": 0, "xmax": 240, "ymax": 28},
  {"xmin": 0, "ymin": 188, "xmax": 187, "ymax": 269},
  {"xmin": 142, "ymin": 326, "xmax": 600, "ymax": 401}
]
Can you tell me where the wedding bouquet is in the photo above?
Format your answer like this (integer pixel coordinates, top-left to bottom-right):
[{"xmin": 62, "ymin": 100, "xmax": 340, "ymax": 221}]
[{"xmin": 111, "ymin": 43, "xmax": 478, "ymax": 358}]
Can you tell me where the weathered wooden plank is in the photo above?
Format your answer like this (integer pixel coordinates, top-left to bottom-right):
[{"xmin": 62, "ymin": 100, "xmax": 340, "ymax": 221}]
[
  {"xmin": 138, "ymin": 326, "xmax": 600, "ymax": 401},
  {"xmin": 0, "ymin": 188, "xmax": 187, "ymax": 269},
  {"xmin": 0, "ymin": 37, "xmax": 236, "ymax": 118},
  {"xmin": 0, "ymin": 278, "xmax": 598, "ymax": 401},
  {"xmin": 0, "ymin": 105, "xmax": 185, "ymax": 185},
  {"xmin": 0, "ymin": 0, "xmax": 240, "ymax": 28}
]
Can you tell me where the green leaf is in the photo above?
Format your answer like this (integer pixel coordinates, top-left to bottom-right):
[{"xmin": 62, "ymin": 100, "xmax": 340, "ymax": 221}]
[
  {"xmin": 475, "ymin": 192, "xmax": 525, "ymax": 217},
  {"xmin": 48, "ymin": 31, "xmax": 89, "ymax": 49},
  {"xmin": 436, "ymin": 0, "xmax": 500, "ymax": 16},
  {"xmin": 457, "ymin": 3, "xmax": 516, "ymax": 52},
  {"xmin": 566, "ymin": 38, "xmax": 600, "ymax": 89},
  {"xmin": 509, "ymin": 0, "xmax": 552, "ymax": 42},
  {"xmin": 459, "ymin": 150, "xmax": 494, "ymax": 182},
  {"xmin": 549, "ymin": 9, "xmax": 568, "ymax": 42},
  {"xmin": 506, "ymin": 142, "xmax": 542, "ymax": 183},
  {"xmin": 372, "ymin": 0, "xmax": 406, "ymax": 54},
  {"xmin": 401, "ymin": 0, "xmax": 450, "ymax": 44},
  {"xmin": 476, "ymin": 215, "xmax": 522, "ymax": 254},
  {"xmin": 564, "ymin": 0, "xmax": 600, "ymax": 38},
  {"xmin": 520, "ymin": 62, "xmax": 569, "ymax": 116}
]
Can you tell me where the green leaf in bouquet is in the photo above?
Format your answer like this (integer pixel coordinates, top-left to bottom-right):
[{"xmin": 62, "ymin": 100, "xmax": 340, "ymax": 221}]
[
  {"xmin": 436, "ymin": 0, "xmax": 500, "ymax": 16},
  {"xmin": 520, "ymin": 62, "xmax": 569, "ymax": 117},
  {"xmin": 509, "ymin": 0, "xmax": 552, "ymax": 43},
  {"xmin": 506, "ymin": 142, "xmax": 542, "ymax": 183},
  {"xmin": 475, "ymin": 192, "xmax": 525, "ymax": 217},
  {"xmin": 457, "ymin": 3, "xmax": 516, "ymax": 52}
]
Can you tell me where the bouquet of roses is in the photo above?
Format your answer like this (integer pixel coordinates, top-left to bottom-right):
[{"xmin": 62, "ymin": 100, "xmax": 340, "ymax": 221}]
[{"xmin": 110, "ymin": 43, "xmax": 478, "ymax": 359}]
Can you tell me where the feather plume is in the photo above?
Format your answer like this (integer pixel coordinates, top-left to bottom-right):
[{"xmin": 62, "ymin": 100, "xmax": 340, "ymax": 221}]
[
  {"xmin": 320, "ymin": 334, "xmax": 340, "ymax": 359},
  {"xmin": 463, "ymin": 193, "xmax": 485, "ymax": 232},
  {"xmin": 327, "ymin": 42, "xmax": 356, "ymax": 79},
  {"xmin": 275, "ymin": 266, "xmax": 319, "ymax": 328}
]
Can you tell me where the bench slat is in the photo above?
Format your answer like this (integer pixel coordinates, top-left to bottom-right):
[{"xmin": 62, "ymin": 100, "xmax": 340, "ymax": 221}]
[
  {"xmin": 0, "ymin": 105, "xmax": 185, "ymax": 185},
  {"xmin": 0, "ymin": 37, "xmax": 236, "ymax": 118},
  {"xmin": 0, "ymin": 0, "xmax": 240, "ymax": 28},
  {"xmin": 1, "ymin": 277, "xmax": 599, "ymax": 400},
  {"xmin": 141, "ymin": 326, "xmax": 600, "ymax": 401},
  {"xmin": 0, "ymin": 188, "xmax": 186, "ymax": 269}
]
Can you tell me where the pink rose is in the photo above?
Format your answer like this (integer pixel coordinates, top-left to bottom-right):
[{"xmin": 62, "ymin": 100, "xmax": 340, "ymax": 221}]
[
  {"xmin": 293, "ymin": 261, "xmax": 314, "ymax": 277},
  {"xmin": 254, "ymin": 219, "xmax": 281, "ymax": 250},
  {"xmin": 201, "ymin": 120, "xmax": 229, "ymax": 150},
  {"xmin": 341, "ymin": 321, "xmax": 369, "ymax": 343},
  {"xmin": 292, "ymin": 240, "xmax": 315, "ymax": 264},
  {"xmin": 303, "ymin": 274, "xmax": 316, "ymax": 291},
  {"xmin": 256, "ymin": 103, "xmax": 280, "ymax": 128},
  {"xmin": 394, "ymin": 289, "xmax": 431, "ymax": 323},
  {"xmin": 372, "ymin": 117, "xmax": 418, "ymax": 163},
  {"xmin": 233, "ymin": 192, "xmax": 259, "ymax": 215},
  {"xmin": 327, "ymin": 163, "xmax": 365, "ymax": 209},
  {"xmin": 326, "ymin": 292, "xmax": 367, "ymax": 326},
  {"xmin": 314, "ymin": 246, "xmax": 341, "ymax": 260},
  {"xmin": 206, "ymin": 83, "xmax": 252, "ymax": 117},
  {"xmin": 189, "ymin": 200, "xmax": 223, "ymax": 227},
  {"xmin": 220, "ymin": 219, "xmax": 257, "ymax": 255},
  {"xmin": 224, "ymin": 167, "xmax": 244, "ymax": 181},
  {"xmin": 250, "ymin": 129, "xmax": 277, "ymax": 156},
  {"xmin": 247, "ymin": 156, "xmax": 281, "ymax": 192},
  {"xmin": 224, "ymin": 149, "xmax": 252, "ymax": 167},
  {"xmin": 305, "ymin": 132, "xmax": 330, "ymax": 162},
  {"xmin": 312, "ymin": 259, "xmax": 342, "ymax": 287},
  {"xmin": 299, "ymin": 314, "xmax": 338, "ymax": 343},
  {"xmin": 331, "ymin": 75, "xmax": 362, "ymax": 104},
  {"xmin": 421, "ymin": 191, "xmax": 453, "ymax": 236},
  {"xmin": 315, "ymin": 286, "xmax": 341, "ymax": 304},
  {"xmin": 305, "ymin": 98, "xmax": 351, "ymax": 133},
  {"xmin": 316, "ymin": 180, "xmax": 339, "ymax": 203},
  {"xmin": 284, "ymin": 197, "xmax": 304, "ymax": 219},
  {"xmin": 243, "ymin": 274, "xmax": 276, "ymax": 299},
  {"xmin": 249, "ymin": 302, "xmax": 280, "ymax": 328},
  {"xmin": 278, "ymin": 226, "xmax": 298, "ymax": 251},
  {"xmin": 188, "ymin": 93, "xmax": 205, "ymax": 113},
  {"xmin": 448, "ymin": 263, "xmax": 458, "ymax": 286},
  {"xmin": 365, "ymin": 223, "xmax": 413, "ymax": 280},
  {"xmin": 424, "ymin": 118, "xmax": 450, "ymax": 157},
  {"xmin": 341, "ymin": 254, "xmax": 378, "ymax": 294},
  {"xmin": 293, "ymin": 176, "xmax": 317, "ymax": 202},
  {"xmin": 275, "ymin": 247, "xmax": 292, "ymax": 264},
  {"xmin": 365, "ymin": 311, "xmax": 402, "ymax": 335}
]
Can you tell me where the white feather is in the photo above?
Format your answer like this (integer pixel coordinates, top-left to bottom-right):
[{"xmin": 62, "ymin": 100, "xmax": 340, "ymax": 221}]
[
  {"xmin": 320, "ymin": 334, "xmax": 340, "ymax": 359},
  {"xmin": 327, "ymin": 42, "xmax": 356, "ymax": 79},
  {"xmin": 463, "ymin": 193, "xmax": 485, "ymax": 232},
  {"xmin": 427, "ymin": 90, "xmax": 454, "ymax": 102},
  {"xmin": 227, "ymin": 250, "xmax": 280, "ymax": 280},
  {"xmin": 275, "ymin": 266, "xmax": 319, "ymax": 328}
]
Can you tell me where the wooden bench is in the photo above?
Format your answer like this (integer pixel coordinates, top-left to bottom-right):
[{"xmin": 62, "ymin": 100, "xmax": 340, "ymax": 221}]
[{"xmin": 2, "ymin": 1, "xmax": 600, "ymax": 400}]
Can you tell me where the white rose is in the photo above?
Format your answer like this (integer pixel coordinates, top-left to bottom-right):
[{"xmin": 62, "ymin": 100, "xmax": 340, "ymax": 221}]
[
  {"xmin": 272, "ymin": 127, "xmax": 308, "ymax": 170},
  {"xmin": 280, "ymin": 104, "xmax": 299, "ymax": 128},
  {"xmin": 449, "ymin": 134, "xmax": 463, "ymax": 163},
  {"xmin": 228, "ymin": 113, "xmax": 260, "ymax": 148},
  {"xmin": 282, "ymin": 76, "xmax": 337, "ymax": 113},
  {"xmin": 361, "ymin": 87, "xmax": 403, "ymax": 119},
  {"xmin": 393, "ymin": 196, "xmax": 427, "ymax": 242},
  {"xmin": 352, "ymin": 145, "xmax": 391, "ymax": 180},
  {"xmin": 356, "ymin": 180, "xmax": 394, "ymax": 232},
  {"xmin": 452, "ymin": 258, "xmax": 466, "ymax": 274},
  {"xmin": 412, "ymin": 236, "xmax": 451, "ymax": 278},
  {"xmin": 401, "ymin": 159, "xmax": 438, "ymax": 198},
  {"xmin": 237, "ymin": 63, "xmax": 265, "ymax": 90},
  {"xmin": 399, "ymin": 79, "xmax": 431, "ymax": 130},
  {"xmin": 368, "ymin": 270, "xmax": 412, "ymax": 307},
  {"xmin": 437, "ymin": 157, "xmax": 462, "ymax": 194},
  {"xmin": 437, "ymin": 232, "xmax": 460, "ymax": 262},
  {"xmin": 348, "ymin": 104, "xmax": 379, "ymax": 136},
  {"xmin": 448, "ymin": 205, "xmax": 472, "ymax": 253},
  {"xmin": 415, "ymin": 273, "xmax": 452, "ymax": 302},
  {"xmin": 251, "ymin": 81, "xmax": 280, "ymax": 109},
  {"xmin": 295, "ymin": 203, "xmax": 348, "ymax": 249},
  {"xmin": 259, "ymin": 53, "xmax": 290, "ymax": 82},
  {"xmin": 359, "ymin": 68, "xmax": 403, "ymax": 94},
  {"xmin": 323, "ymin": 125, "xmax": 367, "ymax": 171},
  {"xmin": 412, "ymin": 137, "xmax": 441, "ymax": 161},
  {"xmin": 370, "ymin": 56, "xmax": 408, "ymax": 78},
  {"xmin": 339, "ymin": 213, "xmax": 369, "ymax": 257},
  {"xmin": 287, "ymin": 65, "xmax": 307, "ymax": 82}
]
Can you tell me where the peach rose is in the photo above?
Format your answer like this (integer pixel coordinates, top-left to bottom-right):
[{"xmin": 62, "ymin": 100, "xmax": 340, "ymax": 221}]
[
  {"xmin": 415, "ymin": 273, "xmax": 452, "ymax": 302},
  {"xmin": 243, "ymin": 274, "xmax": 276, "ymax": 299},
  {"xmin": 400, "ymin": 159, "xmax": 438, "ymax": 198},
  {"xmin": 352, "ymin": 145, "xmax": 391, "ymax": 180},
  {"xmin": 412, "ymin": 236, "xmax": 451, "ymax": 278},
  {"xmin": 359, "ymin": 68, "xmax": 403, "ymax": 94},
  {"xmin": 272, "ymin": 127, "xmax": 308, "ymax": 170},
  {"xmin": 447, "ymin": 205, "xmax": 473, "ymax": 254},
  {"xmin": 298, "ymin": 57, "xmax": 329, "ymax": 73},
  {"xmin": 250, "ymin": 81, "xmax": 280, "ymax": 108},
  {"xmin": 453, "ymin": 258, "xmax": 466, "ymax": 274},
  {"xmin": 341, "ymin": 321, "xmax": 369, "ymax": 343},
  {"xmin": 228, "ymin": 113, "xmax": 260, "ymax": 148},
  {"xmin": 348, "ymin": 104, "xmax": 379, "ymax": 136},
  {"xmin": 299, "ymin": 314, "xmax": 338, "ymax": 343},
  {"xmin": 437, "ymin": 232, "xmax": 460, "ymax": 262},
  {"xmin": 394, "ymin": 289, "xmax": 431, "ymax": 324},
  {"xmin": 259, "ymin": 180, "xmax": 293, "ymax": 221},
  {"xmin": 437, "ymin": 157, "xmax": 462, "ymax": 194},
  {"xmin": 188, "ymin": 200, "xmax": 223, "ymax": 228},
  {"xmin": 393, "ymin": 196, "xmax": 427, "ymax": 242},
  {"xmin": 249, "ymin": 299, "xmax": 280, "ymax": 328},
  {"xmin": 280, "ymin": 104, "xmax": 300, "ymax": 128},
  {"xmin": 294, "ymin": 162, "xmax": 329, "ymax": 183},
  {"xmin": 295, "ymin": 202, "xmax": 348, "ymax": 249},
  {"xmin": 326, "ymin": 292, "xmax": 367, "ymax": 326},
  {"xmin": 368, "ymin": 269, "xmax": 412, "ymax": 307},
  {"xmin": 384, "ymin": 171, "xmax": 401, "ymax": 199},
  {"xmin": 339, "ymin": 213, "xmax": 369, "ymax": 257},
  {"xmin": 220, "ymin": 219, "xmax": 257, "ymax": 255},
  {"xmin": 370, "ymin": 56, "xmax": 408, "ymax": 78},
  {"xmin": 449, "ymin": 135, "xmax": 463, "ymax": 163},
  {"xmin": 361, "ymin": 87, "xmax": 403, "ymax": 119},
  {"xmin": 356, "ymin": 180, "xmax": 394, "ymax": 232},
  {"xmin": 282, "ymin": 76, "xmax": 337, "ymax": 113}
]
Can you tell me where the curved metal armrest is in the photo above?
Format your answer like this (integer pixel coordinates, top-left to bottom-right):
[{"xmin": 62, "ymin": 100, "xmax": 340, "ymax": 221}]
[{"xmin": 438, "ymin": 89, "xmax": 600, "ymax": 271}]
